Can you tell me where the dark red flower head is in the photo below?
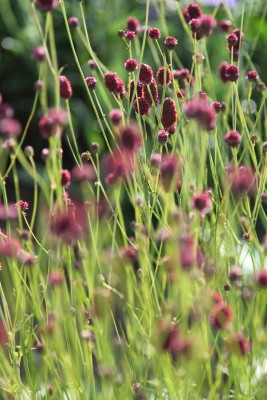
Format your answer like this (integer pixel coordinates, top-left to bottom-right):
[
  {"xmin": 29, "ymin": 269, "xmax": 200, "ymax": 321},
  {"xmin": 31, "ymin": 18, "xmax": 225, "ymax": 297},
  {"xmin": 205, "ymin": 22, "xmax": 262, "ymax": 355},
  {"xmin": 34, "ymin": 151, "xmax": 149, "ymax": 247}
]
[
  {"xmin": 139, "ymin": 64, "xmax": 154, "ymax": 86},
  {"xmin": 225, "ymin": 65, "xmax": 239, "ymax": 82},
  {"xmin": 125, "ymin": 31, "xmax": 136, "ymax": 40},
  {"xmin": 219, "ymin": 20, "xmax": 232, "ymax": 33},
  {"xmin": 109, "ymin": 109, "xmax": 123, "ymax": 126},
  {"xmin": 68, "ymin": 17, "xmax": 79, "ymax": 28},
  {"xmin": 36, "ymin": 0, "xmax": 58, "ymax": 12},
  {"xmin": 0, "ymin": 118, "xmax": 21, "ymax": 137},
  {"xmin": 160, "ymin": 154, "xmax": 180, "ymax": 192},
  {"xmin": 31, "ymin": 46, "xmax": 46, "ymax": 61},
  {"xmin": 211, "ymin": 101, "xmax": 222, "ymax": 113},
  {"xmin": 187, "ymin": 2, "xmax": 202, "ymax": 20},
  {"xmin": 191, "ymin": 191, "xmax": 212, "ymax": 215},
  {"xmin": 133, "ymin": 97, "xmax": 151, "ymax": 116},
  {"xmin": 61, "ymin": 169, "xmax": 71, "ymax": 188},
  {"xmin": 255, "ymin": 270, "xmax": 267, "ymax": 287},
  {"xmin": 85, "ymin": 76, "xmax": 97, "ymax": 90},
  {"xmin": 228, "ymin": 333, "xmax": 252, "ymax": 356},
  {"xmin": 246, "ymin": 70, "xmax": 258, "ymax": 82},
  {"xmin": 120, "ymin": 123, "xmax": 142, "ymax": 152},
  {"xmin": 161, "ymin": 97, "xmax": 177, "ymax": 129},
  {"xmin": 59, "ymin": 76, "xmax": 72, "ymax": 99},
  {"xmin": 157, "ymin": 129, "xmax": 169, "ymax": 145},
  {"xmin": 198, "ymin": 15, "xmax": 217, "ymax": 37},
  {"xmin": 224, "ymin": 130, "xmax": 241, "ymax": 147},
  {"xmin": 218, "ymin": 61, "xmax": 230, "ymax": 83},
  {"xmin": 129, "ymin": 79, "xmax": 144, "ymax": 101},
  {"xmin": 157, "ymin": 66, "xmax": 172, "ymax": 86},
  {"xmin": 126, "ymin": 16, "xmax": 140, "ymax": 32},
  {"xmin": 147, "ymin": 28, "xmax": 161, "ymax": 40},
  {"xmin": 50, "ymin": 211, "xmax": 82, "ymax": 244},
  {"xmin": 104, "ymin": 72, "xmax": 120, "ymax": 93},
  {"xmin": 144, "ymin": 79, "xmax": 159, "ymax": 106},
  {"xmin": 164, "ymin": 36, "xmax": 178, "ymax": 50},
  {"xmin": 226, "ymin": 33, "xmax": 238, "ymax": 47},
  {"xmin": 183, "ymin": 98, "xmax": 216, "ymax": 131},
  {"xmin": 210, "ymin": 303, "xmax": 232, "ymax": 330},
  {"xmin": 226, "ymin": 164, "xmax": 255, "ymax": 196},
  {"xmin": 124, "ymin": 59, "xmax": 138, "ymax": 72}
]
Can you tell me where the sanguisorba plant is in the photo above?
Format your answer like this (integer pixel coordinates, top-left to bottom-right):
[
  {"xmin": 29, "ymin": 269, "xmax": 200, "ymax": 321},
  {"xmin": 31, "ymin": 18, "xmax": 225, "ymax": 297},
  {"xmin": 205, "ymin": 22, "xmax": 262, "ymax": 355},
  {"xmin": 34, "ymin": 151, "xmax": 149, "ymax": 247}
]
[{"xmin": 0, "ymin": 0, "xmax": 267, "ymax": 399}]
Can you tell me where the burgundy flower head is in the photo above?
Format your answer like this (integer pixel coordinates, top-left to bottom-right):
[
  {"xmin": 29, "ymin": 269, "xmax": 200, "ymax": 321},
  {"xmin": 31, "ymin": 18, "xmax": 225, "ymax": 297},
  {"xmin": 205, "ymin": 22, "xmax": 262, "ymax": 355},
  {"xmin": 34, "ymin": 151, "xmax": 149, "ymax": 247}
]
[
  {"xmin": 144, "ymin": 79, "xmax": 159, "ymax": 106},
  {"xmin": 218, "ymin": 61, "xmax": 230, "ymax": 83},
  {"xmin": 183, "ymin": 98, "xmax": 216, "ymax": 131},
  {"xmin": 38, "ymin": 109, "xmax": 67, "ymax": 139},
  {"xmin": 224, "ymin": 130, "xmax": 241, "ymax": 147},
  {"xmin": 164, "ymin": 36, "xmax": 178, "ymax": 50},
  {"xmin": 211, "ymin": 101, "xmax": 222, "ymax": 113},
  {"xmin": 255, "ymin": 270, "xmax": 267, "ymax": 288},
  {"xmin": 157, "ymin": 67, "xmax": 172, "ymax": 86},
  {"xmin": 228, "ymin": 333, "xmax": 252, "ymax": 356},
  {"xmin": 50, "ymin": 211, "xmax": 82, "ymax": 244},
  {"xmin": 129, "ymin": 79, "xmax": 144, "ymax": 101},
  {"xmin": 219, "ymin": 20, "xmax": 232, "ymax": 33},
  {"xmin": 191, "ymin": 191, "xmax": 212, "ymax": 216},
  {"xmin": 226, "ymin": 33, "xmax": 238, "ymax": 47},
  {"xmin": 109, "ymin": 109, "xmax": 123, "ymax": 126},
  {"xmin": 104, "ymin": 72, "xmax": 120, "ymax": 93},
  {"xmin": 126, "ymin": 16, "xmax": 140, "ymax": 32},
  {"xmin": 36, "ymin": 0, "xmax": 58, "ymax": 12},
  {"xmin": 198, "ymin": 15, "xmax": 217, "ymax": 37},
  {"xmin": 72, "ymin": 164, "xmax": 95, "ymax": 182},
  {"xmin": 31, "ymin": 46, "xmax": 46, "ymax": 62},
  {"xmin": 133, "ymin": 97, "xmax": 151, "ymax": 116},
  {"xmin": 85, "ymin": 76, "xmax": 97, "ymax": 90},
  {"xmin": 160, "ymin": 154, "xmax": 180, "ymax": 192},
  {"xmin": 157, "ymin": 129, "xmax": 169, "ymax": 145},
  {"xmin": 125, "ymin": 31, "xmax": 136, "ymax": 40},
  {"xmin": 161, "ymin": 97, "xmax": 177, "ymax": 129},
  {"xmin": 246, "ymin": 70, "xmax": 258, "ymax": 82},
  {"xmin": 120, "ymin": 123, "xmax": 142, "ymax": 152},
  {"xmin": 0, "ymin": 118, "xmax": 21, "ymax": 137},
  {"xmin": 139, "ymin": 64, "xmax": 154, "ymax": 86},
  {"xmin": 147, "ymin": 28, "xmax": 161, "ymax": 40},
  {"xmin": 59, "ymin": 76, "xmax": 73, "ymax": 99},
  {"xmin": 124, "ymin": 59, "xmax": 138, "ymax": 72},
  {"xmin": 68, "ymin": 17, "xmax": 79, "ymax": 28},
  {"xmin": 187, "ymin": 2, "xmax": 202, "ymax": 20},
  {"xmin": 210, "ymin": 303, "xmax": 232, "ymax": 330},
  {"xmin": 226, "ymin": 164, "xmax": 255, "ymax": 196},
  {"xmin": 179, "ymin": 233, "xmax": 204, "ymax": 269},
  {"xmin": 61, "ymin": 169, "xmax": 71, "ymax": 188}
]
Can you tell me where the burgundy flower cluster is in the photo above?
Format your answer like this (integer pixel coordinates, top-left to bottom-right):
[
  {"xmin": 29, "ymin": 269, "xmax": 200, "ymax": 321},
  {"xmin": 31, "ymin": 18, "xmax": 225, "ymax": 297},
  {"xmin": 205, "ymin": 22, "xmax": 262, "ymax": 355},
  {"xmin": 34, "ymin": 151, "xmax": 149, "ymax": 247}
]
[
  {"xmin": 183, "ymin": 96, "xmax": 216, "ymax": 131},
  {"xmin": 183, "ymin": 2, "xmax": 217, "ymax": 41}
]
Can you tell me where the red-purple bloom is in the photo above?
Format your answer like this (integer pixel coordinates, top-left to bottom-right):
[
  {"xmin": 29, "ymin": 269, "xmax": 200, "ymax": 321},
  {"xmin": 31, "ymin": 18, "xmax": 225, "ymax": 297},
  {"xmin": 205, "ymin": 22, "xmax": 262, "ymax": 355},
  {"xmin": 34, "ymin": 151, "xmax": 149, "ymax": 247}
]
[
  {"xmin": 61, "ymin": 169, "xmax": 71, "ymax": 188},
  {"xmin": 218, "ymin": 61, "xmax": 230, "ymax": 83},
  {"xmin": 120, "ymin": 123, "xmax": 142, "ymax": 152},
  {"xmin": 150, "ymin": 153, "xmax": 161, "ymax": 169},
  {"xmin": 88, "ymin": 59, "xmax": 97, "ymax": 69},
  {"xmin": 228, "ymin": 333, "xmax": 252, "ymax": 356},
  {"xmin": 157, "ymin": 129, "xmax": 169, "ymax": 145},
  {"xmin": 0, "ymin": 103, "xmax": 13, "ymax": 119},
  {"xmin": 59, "ymin": 76, "xmax": 73, "ymax": 99},
  {"xmin": 48, "ymin": 270, "xmax": 65, "ymax": 287},
  {"xmin": 68, "ymin": 17, "xmax": 79, "ymax": 28},
  {"xmin": 246, "ymin": 70, "xmax": 258, "ymax": 82},
  {"xmin": 160, "ymin": 154, "xmax": 180, "ymax": 192},
  {"xmin": 104, "ymin": 72, "xmax": 120, "ymax": 93},
  {"xmin": 198, "ymin": 15, "xmax": 217, "ymax": 37},
  {"xmin": 133, "ymin": 97, "xmax": 151, "ymax": 116},
  {"xmin": 109, "ymin": 109, "xmax": 123, "ymax": 126},
  {"xmin": 0, "ymin": 118, "xmax": 21, "ymax": 137},
  {"xmin": 72, "ymin": 164, "xmax": 95, "ymax": 182},
  {"xmin": 85, "ymin": 76, "xmax": 97, "ymax": 90},
  {"xmin": 117, "ymin": 30, "xmax": 125, "ymax": 38},
  {"xmin": 161, "ymin": 97, "xmax": 177, "ymax": 129},
  {"xmin": 255, "ymin": 270, "xmax": 267, "ymax": 287},
  {"xmin": 129, "ymin": 79, "xmax": 144, "ymax": 101},
  {"xmin": 210, "ymin": 303, "xmax": 232, "ymax": 330},
  {"xmin": 50, "ymin": 211, "xmax": 82, "ymax": 244},
  {"xmin": 147, "ymin": 28, "xmax": 161, "ymax": 40},
  {"xmin": 0, "ymin": 237, "xmax": 21, "ymax": 258},
  {"xmin": 31, "ymin": 46, "xmax": 46, "ymax": 61},
  {"xmin": 226, "ymin": 33, "xmax": 238, "ymax": 47},
  {"xmin": 179, "ymin": 233, "xmax": 204, "ymax": 269},
  {"xmin": 125, "ymin": 31, "xmax": 136, "ymax": 40},
  {"xmin": 36, "ymin": 0, "xmax": 58, "ymax": 12},
  {"xmin": 121, "ymin": 245, "xmax": 138, "ymax": 263},
  {"xmin": 173, "ymin": 68, "xmax": 190, "ymax": 81},
  {"xmin": 144, "ymin": 79, "xmax": 159, "ymax": 106},
  {"xmin": 126, "ymin": 16, "xmax": 140, "ymax": 32},
  {"xmin": 211, "ymin": 101, "xmax": 222, "ymax": 113},
  {"xmin": 38, "ymin": 108, "xmax": 68, "ymax": 139},
  {"xmin": 103, "ymin": 148, "xmax": 135, "ymax": 185},
  {"xmin": 226, "ymin": 164, "xmax": 255, "ymax": 196},
  {"xmin": 187, "ymin": 2, "xmax": 202, "ymax": 19},
  {"xmin": 139, "ymin": 64, "xmax": 154, "ymax": 86},
  {"xmin": 219, "ymin": 20, "xmax": 232, "ymax": 33},
  {"xmin": 15, "ymin": 200, "xmax": 29, "ymax": 212},
  {"xmin": 229, "ymin": 265, "xmax": 243, "ymax": 282},
  {"xmin": 124, "ymin": 59, "xmax": 138, "ymax": 72},
  {"xmin": 224, "ymin": 130, "xmax": 241, "ymax": 147},
  {"xmin": 157, "ymin": 67, "xmax": 172, "ymax": 86},
  {"xmin": 183, "ymin": 98, "xmax": 216, "ymax": 131},
  {"xmin": 164, "ymin": 36, "xmax": 178, "ymax": 50},
  {"xmin": 191, "ymin": 191, "xmax": 212, "ymax": 216}
]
